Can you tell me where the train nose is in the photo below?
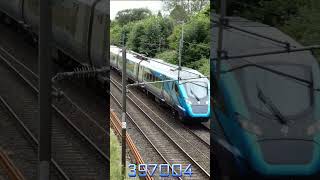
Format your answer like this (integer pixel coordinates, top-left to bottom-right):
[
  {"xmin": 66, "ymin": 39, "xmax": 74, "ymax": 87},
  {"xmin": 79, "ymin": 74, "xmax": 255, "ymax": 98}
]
[
  {"xmin": 259, "ymin": 140, "xmax": 314, "ymax": 165},
  {"xmin": 252, "ymin": 139, "xmax": 320, "ymax": 176},
  {"xmin": 191, "ymin": 105, "xmax": 209, "ymax": 114}
]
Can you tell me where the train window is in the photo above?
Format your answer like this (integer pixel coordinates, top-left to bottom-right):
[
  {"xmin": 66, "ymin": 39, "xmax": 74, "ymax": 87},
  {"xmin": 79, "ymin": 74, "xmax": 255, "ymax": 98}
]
[
  {"xmin": 238, "ymin": 65, "xmax": 312, "ymax": 116},
  {"xmin": 127, "ymin": 60, "xmax": 135, "ymax": 73},
  {"xmin": 154, "ymin": 77, "xmax": 162, "ymax": 89},
  {"xmin": 174, "ymin": 84, "xmax": 180, "ymax": 96},
  {"xmin": 144, "ymin": 72, "xmax": 148, "ymax": 80}
]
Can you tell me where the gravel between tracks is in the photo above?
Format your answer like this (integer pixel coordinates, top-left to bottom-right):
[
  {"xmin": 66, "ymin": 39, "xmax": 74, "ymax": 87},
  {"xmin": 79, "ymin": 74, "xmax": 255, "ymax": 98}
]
[{"xmin": 110, "ymin": 76, "xmax": 210, "ymax": 179}]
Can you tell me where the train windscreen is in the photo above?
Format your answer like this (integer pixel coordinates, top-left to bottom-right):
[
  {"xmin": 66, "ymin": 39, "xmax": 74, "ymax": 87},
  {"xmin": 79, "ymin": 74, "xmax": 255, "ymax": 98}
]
[
  {"xmin": 183, "ymin": 82, "xmax": 208, "ymax": 100},
  {"xmin": 237, "ymin": 64, "xmax": 312, "ymax": 116}
]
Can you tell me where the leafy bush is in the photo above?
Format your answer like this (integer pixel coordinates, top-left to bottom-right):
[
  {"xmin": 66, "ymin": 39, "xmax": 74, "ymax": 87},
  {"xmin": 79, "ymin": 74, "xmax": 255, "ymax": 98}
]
[
  {"xmin": 155, "ymin": 50, "xmax": 178, "ymax": 64},
  {"xmin": 111, "ymin": 5, "xmax": 210, "ymax": 76},
  {"xmin": 281, "ymin": 0, "xmax": 320, "ymax": 60}
]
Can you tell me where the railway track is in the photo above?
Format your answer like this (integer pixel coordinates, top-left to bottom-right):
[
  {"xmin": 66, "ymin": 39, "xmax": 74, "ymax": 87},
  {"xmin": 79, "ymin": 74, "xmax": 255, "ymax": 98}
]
[
  {"xmin": 0, "ymin": 45, "xmax": 107, "ymax": 179},
  {"xmin": 0, "ymin": 43, "xmax": 109, "ymax": 156},
  {"xmin": 111, "ymin": 94, "xmax": 183, "ymax": 180},
  {"xmin": 0, "ymin": 146, "xmax": 25, "ymax": 180},
  {"xmin": 111, "ymin": 71, "xmax": 210, "ymax": 150},
  {"xmin": 110, "ymin": 111, "xmax": 154, "ymax": 180},
  {"xmin": 110, "ymin": 74, "xmax": 210, "ymax": 179},
  {"xmin": 0, "ymin": 95, "xmax": 67, "ymax": 180},
  {"xmin": 183, "ymin": 124, "xmax": 210, "ymax": 149}
]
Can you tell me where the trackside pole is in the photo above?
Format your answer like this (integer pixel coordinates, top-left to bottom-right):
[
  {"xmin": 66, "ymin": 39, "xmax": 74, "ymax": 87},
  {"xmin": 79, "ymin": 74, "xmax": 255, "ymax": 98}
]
[
  {"xmin": 121, "ymin": 47, "xmax": 127, "ymax": 180},
  {"xmin": 39, "ymin": 0, "xmax": 52, "ymax": 179},
  {"xmin": 178, "ymin": 22, "xmax": 184, "ymax": 82},
  {"xmin": 216, "ymin": 0, "xmax": 226, "ymax": 81}
]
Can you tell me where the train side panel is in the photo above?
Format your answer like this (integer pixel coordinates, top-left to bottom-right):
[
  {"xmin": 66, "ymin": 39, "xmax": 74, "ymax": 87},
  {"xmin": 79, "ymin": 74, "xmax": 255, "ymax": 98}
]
[
  {"xmin": 90, "ymin": 0, "xmax": 108, "ymax": 68},
  {"xmin": 126, "ymin": 58, "xmax": 137, "ymax": 80},
  {"xmin": 22, "ymin": 0, "xmax": 98, "ymax": 65},
  {"xmin": 0, "ymin": 0, "xmax": 23, "ymax": 22},
  {"xmin": 52, "ymin": 0, "xmax": 92, "ymax": 65},
  {"xmin": 110, "ymin": 51, "xmax": 118, "ymax": 69},
  {"xmin": 141, "ymin": 67, "xmax": 168, "ymax": 101}
]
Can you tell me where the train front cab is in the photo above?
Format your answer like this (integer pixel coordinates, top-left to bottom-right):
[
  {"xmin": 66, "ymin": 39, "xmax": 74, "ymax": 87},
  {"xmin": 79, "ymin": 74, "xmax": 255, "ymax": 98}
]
[
  {"xmin": 175, "ymin": 78, "xmax": 210, "ymax": 123},
  {"xmin": 212, "ymin": 59, "xmax": 320, "ymax": 178}
]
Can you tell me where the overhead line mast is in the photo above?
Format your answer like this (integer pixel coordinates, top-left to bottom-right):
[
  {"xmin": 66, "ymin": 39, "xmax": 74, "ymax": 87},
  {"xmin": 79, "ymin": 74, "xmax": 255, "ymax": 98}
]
[
  {"xmin": 178, "ymin": 21, "xmax": 184, "ymax": 82},
  {"xmin": 216, "ymin": 0, "xmax": 226, "ymax": 81}
]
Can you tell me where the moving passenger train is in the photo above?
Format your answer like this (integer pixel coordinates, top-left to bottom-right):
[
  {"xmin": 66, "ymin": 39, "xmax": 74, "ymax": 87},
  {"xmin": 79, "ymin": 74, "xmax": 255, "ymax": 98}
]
[
  {"xmin": 111, "ymin": 45, "xmax": 210, "ymax": 123},
  {"xmin": 0, "ymin": 0, "xmax": 109, "ymax": 69},
  {"xmin": 211, "ymin": 16, "xmax": 320, "ymax": 178}
]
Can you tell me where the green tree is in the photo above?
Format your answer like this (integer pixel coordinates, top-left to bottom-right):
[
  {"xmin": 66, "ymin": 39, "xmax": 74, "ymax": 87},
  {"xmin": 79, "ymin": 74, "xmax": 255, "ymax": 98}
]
[
  {"xmin": 115, "ymin": 8, "xmax": 152, "ymax": 26},
  {"xmin": 156, "ymin": 50, "xmax": 178, "ymax": 64},
  {"xmin": 170, "ymin": 5, "xmax": 188, "ymax": 22},
  {"xmin": 214, "ymin": 0, "xmax": 307, "ymax": 26},
  {"xmin": 110, "ymin": 22, "xmax": 122, "ymax": 46},
  {"xmin": 162, "ymin": 0, "xmax": 209, "ymax": 15},
  {"xmin": 127, "ymin": 16, "xmax": 174, "ymax": 57},
  {"xmin": 281, "ymin": 0, "xmax": 320, "ymax": 60},
  {"xmin": 168, "ymin": 6, "xmax": 210, "ymax": 68}
]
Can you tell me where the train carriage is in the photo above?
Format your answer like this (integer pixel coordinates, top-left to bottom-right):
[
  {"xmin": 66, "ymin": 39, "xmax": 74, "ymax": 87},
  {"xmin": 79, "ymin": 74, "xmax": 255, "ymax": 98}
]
[
  {"xmin": 211, "ymin": 16, "xmax": 320, "ymax": 177},
  {"xmin": 0, "ymin": 0, "xmax": 109, "ymax": 68},
  {"xmin": 110, "ymin": 45, "xmax": 210, "ymax": 123}
]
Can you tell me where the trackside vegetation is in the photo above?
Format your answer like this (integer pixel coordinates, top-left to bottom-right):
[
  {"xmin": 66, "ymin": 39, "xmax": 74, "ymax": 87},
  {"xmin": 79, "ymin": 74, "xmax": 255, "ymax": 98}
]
[
  {"xmin": 213, "ymin": 0, "xmax": 320, "ymax": 60},
  {"xmin": 111, "ymin": 1, "xmax": 210, "ymax": 76}
]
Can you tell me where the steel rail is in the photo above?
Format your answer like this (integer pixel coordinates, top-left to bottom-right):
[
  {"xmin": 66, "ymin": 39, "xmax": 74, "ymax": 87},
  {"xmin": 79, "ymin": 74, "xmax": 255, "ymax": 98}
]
[
  {"xmin": 0, "ymin": 148, "xmax": 26, "ymax": 180},
  {"xmin": 110, "ymin": 78, "xmax": 210, "ymax": 178},
  {"xmin": 110, "ymin": 93, "xmax": 183, "ymax": 180},
  {"xmin": 0, "ymin": 49, "xmax": 108, "ymax": 178},
  {"xmin": 112, "ymin": 76, "xmax": 210, "ymax": 160},
  {"xmin": 0, "ymin": 46, "xmax": 107, "ymax": 135},
  {"xmin": 110, "ymin": 111, "xmax": 154, "ymax": 180},
  {"xmin": 0, "ymin": 47, "xmax": 109, "ymax": 162},
  {"xmin": 0, "ymin": 96, "xmax": 70, "ymax": 180},
  {"xmin": 181, "ymin": 124, "xmax": 210, "ymax": 149}
]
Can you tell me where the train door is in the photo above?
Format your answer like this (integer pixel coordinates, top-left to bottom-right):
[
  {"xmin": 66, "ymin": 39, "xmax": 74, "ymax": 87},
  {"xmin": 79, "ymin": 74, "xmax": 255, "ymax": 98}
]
[
  {"xmin": 159, "ymin": 75, "xmax": 165, "ymax": 102},
  {"xmin": 163, "ymin": 79, "xmax": 173, "ymax": 106},
  {"xmin": 170, "ymin": 82, "xmax": 181, "ymax": 110},
  {"xmin": 173, "ymin": 82, "xmax": 182, "ymax": 106}
]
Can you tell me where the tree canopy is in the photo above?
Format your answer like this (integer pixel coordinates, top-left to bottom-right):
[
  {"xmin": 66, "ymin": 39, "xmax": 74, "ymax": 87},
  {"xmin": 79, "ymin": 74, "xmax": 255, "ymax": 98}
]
[
  {"xmin": 115, "ymin": 8, "xmax": 152, "ymax": 26},
  {"xmin": 111, "ymin": 4, "xmax": 210, "ymax": 76},
  {"xmin": 213, "ymin": 0, "xmax": 320, "ymax": 60},
  {"xmin": 162, "ymin": 0, "xmax": 209, "ymax": 15}
]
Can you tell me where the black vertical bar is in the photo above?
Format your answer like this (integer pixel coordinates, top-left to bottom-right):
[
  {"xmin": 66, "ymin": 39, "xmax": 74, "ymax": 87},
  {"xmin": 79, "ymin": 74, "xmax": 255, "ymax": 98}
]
[
  {"xmin": 216, "ymin": 0, "xmax": 226, "ymax": 80},
  {"xmin": 121, "ymin": 47, "xmax": 127, "ymax": 179},
  {"xmin": 39, "ymin": 0, "xmax": 52, "ymax": 179}
]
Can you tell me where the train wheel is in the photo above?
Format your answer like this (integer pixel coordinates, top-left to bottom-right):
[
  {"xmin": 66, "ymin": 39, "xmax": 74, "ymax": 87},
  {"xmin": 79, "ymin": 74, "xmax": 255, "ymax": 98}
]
[
  {"xmin": 154, "ymin": 97, "xmax": 163, "ymax": 106},
  {"xmin": 173, "ymin": 109, "xmax": 185, "ymax": 123}
]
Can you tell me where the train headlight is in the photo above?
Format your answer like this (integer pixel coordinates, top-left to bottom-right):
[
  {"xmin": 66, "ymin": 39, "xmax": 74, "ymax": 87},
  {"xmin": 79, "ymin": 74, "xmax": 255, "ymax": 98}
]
[
  {"xmin": 185, "ymin": 99, "xmax": 192, "ymax": 105},
  {"xmin": 236, "ymin": 113, "xmax": 263, "ymax": 136},
  {"xmin": 307, "ymin": 121, "xmax": 320, "ymax": 136}
]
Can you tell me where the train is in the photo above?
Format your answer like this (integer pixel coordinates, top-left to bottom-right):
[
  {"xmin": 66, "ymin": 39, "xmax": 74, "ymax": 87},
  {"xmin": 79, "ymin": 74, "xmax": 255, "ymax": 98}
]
[
  {"xmin": 0, "ymin": 0, "xmax": 109, "ymax": 69},
  {"xmin": 211, "ymin": 16, "xmax": 320, "ymax": 178},
  {"xmin": 110, "ymin": 45, "xmax": 210, "ymax": 123}
]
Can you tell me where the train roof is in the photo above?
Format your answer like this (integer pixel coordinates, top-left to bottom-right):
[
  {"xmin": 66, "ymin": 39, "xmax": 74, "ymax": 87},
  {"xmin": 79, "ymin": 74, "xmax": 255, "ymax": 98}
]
[
  {"xmin": 110, "ymin": 45, "xmax": 208, "ymax": 83},
  {"xmin": 211, "ymin": 15, "xmax": 319, "ymax": 69}
]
